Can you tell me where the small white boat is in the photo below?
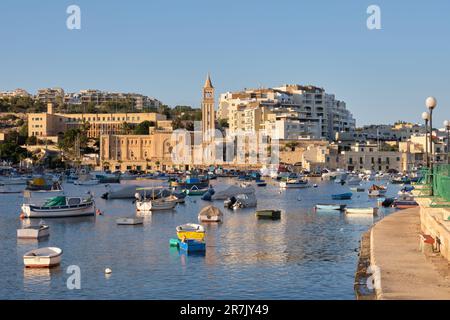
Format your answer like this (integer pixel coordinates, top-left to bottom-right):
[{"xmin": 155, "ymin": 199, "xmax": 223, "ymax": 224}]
[
  {"xmin": 116, "ymin": 217, "xmax": 144, "ymax": 225},
  {"xmin": 135, "ymin": 187, "xmax": 178, "ymax": 212},
  {"xmin": 198, "ymin": 205, "xmax": 223, "ymax": 222},
  {"xmin": 23, "ymin": 247, "xmax": 62, "ymax": 268},
  {"xmin": 345, "ymin": 207, "xmax": 379, "ymax": 216},
  {"xmin": 73, "ymin": 173, "xmax": 99, "ymax": 186},
  {"xmin": 21, "ymin": 196, "xmax": 95, "ymax": 218},
  {"xmin": 17, "ymin": 225, "xmax": 50, "ymax": 239},
  {"xmin": 280, "ymin": 179, "xmax": 309, "ymax": 189},
  {"xmin": 136, "ymin": 198, "xmax": 177, "ymax": 211},
  {"xmin": 368, "ymin": 185, "xmax": 387, "ymax": 197},
  {"xmin": 315, "ymin": 204, "xmax": 346, "ymax": 211}
]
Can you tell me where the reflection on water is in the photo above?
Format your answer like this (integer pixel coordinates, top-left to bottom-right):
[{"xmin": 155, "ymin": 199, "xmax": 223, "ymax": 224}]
[{"xmin": 0, "ymin": 178, "xmax": 402, "ymax": 299}]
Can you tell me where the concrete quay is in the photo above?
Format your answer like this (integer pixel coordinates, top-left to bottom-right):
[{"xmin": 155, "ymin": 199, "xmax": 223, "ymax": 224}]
[{"xmin": 370, "ymin": 207, "xmax": 449, "ymax": 299}]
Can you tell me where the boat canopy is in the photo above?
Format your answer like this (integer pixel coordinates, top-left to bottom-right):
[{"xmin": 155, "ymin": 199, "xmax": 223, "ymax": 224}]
[
  {"xmin": 198, "ymin": 205, "xmax": 223, "ymax": 218},
  {"xmin": 211, "ymin": 185, "xmax": 255, "ymax": 200},
  {"xmin": 43, "ymin": 196, "xmax": 66, "ymax": 207}
]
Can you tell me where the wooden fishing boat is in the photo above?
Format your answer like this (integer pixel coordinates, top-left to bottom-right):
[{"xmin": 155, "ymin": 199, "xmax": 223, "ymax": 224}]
[
  {"xmin": 256, "ymin": 209, "xmax": 281, "ymax": 220},
  {"xmin": 178, "ymin": 239, "xmax": 206, "ymax": 253},
  {"xmin": 331, "ymin": 192, "xmax": 353, "ymax": 200},
  {"xmin": 17, "ymin": 225, "xmax": 50, "ymax": 239},
  {"xmin": 23, "ymin": 247, "xmax": 62, "ymax": 268},
  {"xmin": 176, "ymin": 223, "xmax": 205, "ymax": 241},
  {"xmin": 135, "ymin": 187, "xmax": 178, "ymax": 212},
  {"xmin": 183, "ymin": 185, "xmax": 210, "ymax": 196},
  {"xmin": 21, "ymin": 196, "xmax": 95, "ymax": 218},
  {"xmin": 315, "ymin": 204, "xmax": 346, "ymax": 211}
]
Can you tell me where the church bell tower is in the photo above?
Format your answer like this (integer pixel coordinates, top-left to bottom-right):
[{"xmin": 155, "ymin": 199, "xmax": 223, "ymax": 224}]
[{"xmin": 202, "ymin": 73, "xmax": 215, "ymax": 145}]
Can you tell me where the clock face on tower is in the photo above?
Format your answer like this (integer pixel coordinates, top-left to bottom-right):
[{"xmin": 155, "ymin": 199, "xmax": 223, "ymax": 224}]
[{"xmin": 204, "ymin": 91, "xmax": 212, "ymax": 99}]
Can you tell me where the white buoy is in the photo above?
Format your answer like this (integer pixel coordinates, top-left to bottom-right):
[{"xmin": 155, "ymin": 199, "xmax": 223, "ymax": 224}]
[{"xmin": 105, "ymin": 268, "xmax": 112, "ymax": 274}]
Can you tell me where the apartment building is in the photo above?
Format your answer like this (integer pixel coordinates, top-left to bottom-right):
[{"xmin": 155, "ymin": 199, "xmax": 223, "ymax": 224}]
[
  {"xmin": 64, "ymin": 90, "xmax": 162, "ymax": 110},
  {"xmin": 28, "ymin": 103, "xmax": 168, "ymax": 139},
  {"xmin": 336, "ymin": 143, "xmax": 403, "ymax": 172},
  {"xmin": 36, "ymin": 88, "xmax": 65, "ymax": 105},
  {"xmin": 218, "ymin": 85, "xmax": 354, "ymax": 140}
]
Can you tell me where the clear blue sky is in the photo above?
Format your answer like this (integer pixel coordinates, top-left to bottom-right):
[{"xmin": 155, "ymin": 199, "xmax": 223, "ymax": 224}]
[{"xmin": 0, "ymin": 0, "xmax": 449, "ymax": 126}]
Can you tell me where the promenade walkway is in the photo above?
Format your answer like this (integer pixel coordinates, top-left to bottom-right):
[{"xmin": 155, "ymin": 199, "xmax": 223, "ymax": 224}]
[{"xmin": 371, "ymin": 208, "xmax": 450, "ymax": 300}]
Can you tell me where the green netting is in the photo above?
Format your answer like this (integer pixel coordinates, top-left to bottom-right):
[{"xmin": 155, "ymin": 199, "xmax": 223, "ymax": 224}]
[{"xmin": 433, "ymin": 165, "xmax": 450, "ymax": 202}]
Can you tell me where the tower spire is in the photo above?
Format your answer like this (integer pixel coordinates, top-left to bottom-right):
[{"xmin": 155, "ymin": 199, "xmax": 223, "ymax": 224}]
[{"xmin": 204, "ymin": 73, "xmax": 213, "ymax": 88}]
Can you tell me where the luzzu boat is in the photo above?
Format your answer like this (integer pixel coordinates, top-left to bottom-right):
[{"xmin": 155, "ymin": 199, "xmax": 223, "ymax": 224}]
[
  {"xmin": 183, "ymin": 185, "xmax": 211, "ymax": 196},
  {"xmin": 176, "ymin": 223, "xmax": 205, "ymax": 241},
  {"xmin": 21, "ymin": 196, "xmax": 95, "ymax": 218}
]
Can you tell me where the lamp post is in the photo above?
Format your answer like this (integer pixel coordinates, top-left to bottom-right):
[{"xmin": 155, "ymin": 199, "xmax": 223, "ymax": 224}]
[
  {"xmin": 426, "ymin": 97, "xmax": 437, "ymax": 195},
  {"xmin": 444, "ymin": 120, "xmax": 450, "ymax": 165},
  {"xmin": 422, "ymin": 112, "xmax": 430, "ymax": 168}
]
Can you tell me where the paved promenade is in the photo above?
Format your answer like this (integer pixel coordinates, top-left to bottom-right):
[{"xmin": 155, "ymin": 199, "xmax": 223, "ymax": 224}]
[{"xmin": 371, "ymin": 208, "xmax": 450, "ymax": 300}]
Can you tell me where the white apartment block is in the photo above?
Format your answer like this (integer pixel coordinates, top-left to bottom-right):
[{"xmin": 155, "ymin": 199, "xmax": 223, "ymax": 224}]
[
  {"xmin": 36, "ymin": 88, "xmax": 65, "ymax": 104},
  {"xmin": 63, "ymin": 90, "xmax": 162, "ymax": 110},
  {"xmin": 218, "ymin": 85, "xmax": 355, "ymax": 140}
]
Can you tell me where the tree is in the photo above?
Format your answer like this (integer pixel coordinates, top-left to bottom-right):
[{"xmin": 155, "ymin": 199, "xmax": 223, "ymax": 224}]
[
  {"xmin": 133, "ymin": 121, "xmax": 155, "ymax": 135},
  {"xmin": 121, "ymin": 122, "xmax": 133, "ymax": 134},
  {"xmin": 172, "ymin": 118, "xmax": 185, "ymax": 130}
]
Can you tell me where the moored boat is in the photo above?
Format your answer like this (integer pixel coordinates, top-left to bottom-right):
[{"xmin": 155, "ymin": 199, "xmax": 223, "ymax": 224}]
[
  {"xmin": 256, "ymin": 209, "xmax": 281, "ymax": 220},
  {"xmin": 198, "ymin": 205, "xmax": 223, "ymax": 222},
  {"xmin": 23, "ymin": 247, "xmax": 62, "ymax": 268},
  {"xmin": 178, "ymin": 239, "xmax": 206, "ymax": 253},
  {"xmin": 21, "ymin": 196, "xmax": 95, "ymax": 218},
  {"xmin": 176, "ymin": 223, "xmax": 205, "ymax": 241},
  {"xmin": 345, "ymin": 207, "xmax": 379, "ymax": 216},
  {"xmin": 280, "ymin": 179, "xmax": 309, "ymax": 189},
  {"xmin": 116, "ymin": 217, "xmax": 144, "ymax": 225},
  {"xmin": 315, "ymin": 204, "xmax": 346, "ymax": 211},
  {"xmin": 331, "ymin": 192, "xmax": 353, "ymax": 200},
  {"xmin": 17, "ymin": 225, "xmax": 50, "ymax": 239},
  {"xmin": 368, "ymin": 185, "xmax": 387, "ymax": 197},
  {"xmin": 135, "ymin": 187, "xmax": 178, "ymax": 211}
]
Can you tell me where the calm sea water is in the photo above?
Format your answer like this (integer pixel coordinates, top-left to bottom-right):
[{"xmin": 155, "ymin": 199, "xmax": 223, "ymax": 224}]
[{"xmin": 0, "ymin": 177, "xmax": 401, "ymax": 300}]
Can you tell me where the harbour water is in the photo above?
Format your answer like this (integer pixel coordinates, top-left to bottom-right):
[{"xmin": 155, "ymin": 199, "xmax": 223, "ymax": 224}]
[{"xmin": 0, "ymin": 178, "xmax": 402, "ymax": 299}]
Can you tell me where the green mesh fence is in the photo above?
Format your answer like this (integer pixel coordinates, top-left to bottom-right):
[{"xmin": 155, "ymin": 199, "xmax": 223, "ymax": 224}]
[{"xmin": 433, "ymin": 165, "xmax": 450, "ymax": 202}]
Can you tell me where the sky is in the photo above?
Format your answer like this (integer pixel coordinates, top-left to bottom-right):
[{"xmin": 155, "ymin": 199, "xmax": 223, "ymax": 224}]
[{"xmin": 0, "ymin": 0, "xmax": 449, "ymax": 127}]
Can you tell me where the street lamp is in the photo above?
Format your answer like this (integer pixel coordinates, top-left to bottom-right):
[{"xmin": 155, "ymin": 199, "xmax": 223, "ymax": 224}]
[
  {"xmin": 426, "ymin": 97, "xmax": 437, "ymax": 195},
  {"xmin": 422, "ymin": 112, "xmax": 430, "ymax": 168},
  {"xmin": 444, "ymin": 120, "xmax": 450, "ymax": 165}
]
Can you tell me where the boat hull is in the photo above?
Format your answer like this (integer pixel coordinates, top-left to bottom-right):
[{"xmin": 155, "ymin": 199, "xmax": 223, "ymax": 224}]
[
  {"xmin": 315, "ymin": 204, "xmax": 346, "ymax": 211},
  {"xmin": 116, "ymin": 217, "xmax": 144, "ymax": 225},
  {"xmin": 23, "ymin": 248, "xmax": 62, "ymax": 268},
  {"xmin": 17, "ymin": 226, "xmax": 50, "ymax": 239},
  {"xmin": 136, "ymin": 200, "xmax": 177, "ymax": 211},
  {"xmin": 345, "ymin": 207, "xmax": 378, "ymax": 215},
  {"xmin": 256, "ymin": 210, "xmax": 281, "ymax": 220}
]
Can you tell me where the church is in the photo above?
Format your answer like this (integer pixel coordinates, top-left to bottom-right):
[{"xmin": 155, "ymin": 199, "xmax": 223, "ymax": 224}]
[{"xmin": 99, "ymin": 74, "xmax": 218, "ymax": 172}]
